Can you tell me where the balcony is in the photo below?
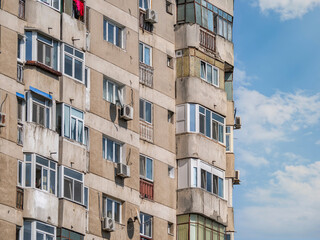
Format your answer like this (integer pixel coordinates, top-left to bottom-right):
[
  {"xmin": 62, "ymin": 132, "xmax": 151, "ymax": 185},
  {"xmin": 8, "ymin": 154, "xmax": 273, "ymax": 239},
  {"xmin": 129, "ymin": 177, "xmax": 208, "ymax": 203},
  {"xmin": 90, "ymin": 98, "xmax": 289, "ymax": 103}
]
[
  {"xmin": 140, "ymin": 178, "xmax": 153, "ymax": 200},
  {"xmin": 139, "ymin": 63, "xmax": 153, "ymax": 88},
  {"xmin": 140, "ymin": 121, "xmax": 153, "ymax": 143},
  {"xmin": 16, "ymin": 187, "xmax": 24, "ymax": 210},
  {"xmin": 200, "ymin": 28, "xmax": 215, "ymax": 52},
  {"xmin": 17, "ymin": 63, "xmax": 23, "ymax": 83}
]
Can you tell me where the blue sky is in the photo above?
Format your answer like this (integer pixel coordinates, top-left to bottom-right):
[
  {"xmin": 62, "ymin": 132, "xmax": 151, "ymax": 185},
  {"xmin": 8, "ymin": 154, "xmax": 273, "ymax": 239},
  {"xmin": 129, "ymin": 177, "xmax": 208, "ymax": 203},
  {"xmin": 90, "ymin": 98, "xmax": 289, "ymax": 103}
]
[{"xmin": 233, "ymin": 1, "xmax": 320, "ymax": 240}]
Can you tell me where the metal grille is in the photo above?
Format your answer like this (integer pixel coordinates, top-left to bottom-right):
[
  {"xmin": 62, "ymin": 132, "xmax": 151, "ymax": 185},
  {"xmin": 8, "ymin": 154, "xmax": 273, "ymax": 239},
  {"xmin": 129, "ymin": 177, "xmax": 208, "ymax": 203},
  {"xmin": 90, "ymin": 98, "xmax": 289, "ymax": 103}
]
[
  {"xmin": 139, "ymin": 63, "xmax": 153, "ymax": 88},
  {"xmin": 140, "ymin": 121, "xmax": 153, "ymax": 142},
  {"xmin": 140, "ymin": 178, "xmax": 154, "ymax": 200}
]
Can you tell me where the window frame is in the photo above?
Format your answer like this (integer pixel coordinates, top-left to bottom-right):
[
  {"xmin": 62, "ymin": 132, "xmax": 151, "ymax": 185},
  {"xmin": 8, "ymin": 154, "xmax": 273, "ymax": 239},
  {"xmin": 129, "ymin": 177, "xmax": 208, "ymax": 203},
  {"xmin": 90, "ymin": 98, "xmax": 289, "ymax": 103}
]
[
  {"xmin": 62, "ymin": 104, "xmax": 85, "ymax": 144},
  {"xmin": 103, "ymin": 196, "xmax": 122, "ymax": 223},
  {"xmin": 38, "ymin": 0, "xmax": 60, "ymax": 11},
  {"xmin": 102, "ymin": 136, "xmax": 123, "ymax": 163},
  {"xmin": 139, "ymin": 0, "xmax": 151, "ymax": 10},
  {"xmin": 139, "ymin": 42, "xmax": 152, "ymax": 66},
  {"xmin": 24, "ymin": 220, "xmax": 56, "ymax": 240},
  {"xmin": 62, "ymin": 44, "xmax": 85, "ymax": 83},
  {"xmin": 200, "ymin": 60, "xmax": 219, "ymax": 87},
  {"xmin": 103, "ymin": 77, "xmax": 123, "ymax": 104},
  {"xmin": 140, "ymin": 212, "xmax": 153, "ymax": 238},
  {"xmin": 225, "ymin": 126, "xmax": 233, "ymax": 152},
  {"xmin": 103, "ymin": 18, "xmax": 124, "ymax": 48},
  {"xmin": 29, "ymin": 92, "xmax": 51, "ymax": 128},
  {"xmin": 139, "ymin": 98, "xmax": 153, "ymax": 124},
  {"xmin": 140, "ymin": 154, "xmax": 153, "ymax": 182}
]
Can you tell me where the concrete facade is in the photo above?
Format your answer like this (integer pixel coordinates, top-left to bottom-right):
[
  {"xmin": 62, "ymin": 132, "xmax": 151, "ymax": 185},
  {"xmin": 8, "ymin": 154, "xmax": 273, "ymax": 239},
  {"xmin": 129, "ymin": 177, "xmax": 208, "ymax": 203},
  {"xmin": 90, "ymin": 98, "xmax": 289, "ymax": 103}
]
[{"xmin": 0, "ymin": 0, "xmax": 239, "ymax": 239}]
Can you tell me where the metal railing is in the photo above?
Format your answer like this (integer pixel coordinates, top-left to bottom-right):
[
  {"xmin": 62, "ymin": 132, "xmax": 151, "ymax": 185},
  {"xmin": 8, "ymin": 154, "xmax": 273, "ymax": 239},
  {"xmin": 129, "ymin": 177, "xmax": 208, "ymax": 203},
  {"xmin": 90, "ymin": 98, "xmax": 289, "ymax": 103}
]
[
  {"xmin": 17, "ymin": 63, "xmax": 23, "ymax": 83},
  {"xmin": 139, "ymin": 11, "xmax": 153, "ymax": 32},
  {"xmin": 139, "ymin": 121, "xmax": 153, "ymax": 142},
  {"xmin": 139, "ymin": 63, "xmax": 153, "ymax": 88},
  {"xmin": 140, "ymin": 178, "xmax": 154, "ymax": 200},
  {"xmin": 200, "ymin": 29, "xmax": 215, "ymax": 52},
  {"xmin": 16, "ymin": 187, "xmax": 24, "ymax": 210}
]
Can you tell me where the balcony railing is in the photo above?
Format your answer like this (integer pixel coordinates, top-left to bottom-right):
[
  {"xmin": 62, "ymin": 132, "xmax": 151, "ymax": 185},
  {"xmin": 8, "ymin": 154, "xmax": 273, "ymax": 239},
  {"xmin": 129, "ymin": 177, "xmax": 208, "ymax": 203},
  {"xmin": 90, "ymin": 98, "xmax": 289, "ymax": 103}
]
[
  {"xmin": 140, "ymin": 178, "xmax": 153, "ymax": 200},
  {"xmin": 139, "ymin": 121, "xmax": 153, "ymax": 142},
  {"xmin": 17, "ymin": 63, "xmax": 23, "ymax": 83},
  {"xmin": 16, "ymin": 187, "xmax": 24, "ymax": 210},
  {"xmin": 139, "ymin": 11, "xmax": 154, "ymax": 32},
  {"xmin": 18, "ymin": 0, "xmax": 25, "ymax": 19},
  {"xmin": 200, "ymin": 29, "xmax": 215, "ymax": 52},
  {"xmin": 139, "ymin": 63, "xmax": 153, "ymax": 88}
]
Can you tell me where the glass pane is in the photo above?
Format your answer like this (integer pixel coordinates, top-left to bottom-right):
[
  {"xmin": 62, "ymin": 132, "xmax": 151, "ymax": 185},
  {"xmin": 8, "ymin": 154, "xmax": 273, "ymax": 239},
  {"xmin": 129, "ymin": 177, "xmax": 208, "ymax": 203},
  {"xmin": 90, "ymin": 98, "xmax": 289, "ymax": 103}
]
[
  {"xmin": 71, "ymin": 118, "xmax": 76, "ymax": 140},
  {"xmin": 84, "ymin": 187, "xmax": 88, "ymax": 209},
  {"xmin": 107, "ymin": 199, "xmax": 113, "ymax": 218},
  {"xmin": 43, "ymin": 168, "xmax": 48, "ymax": 191},
  {"xmin": 214, "ymin": 68, "xmax": 218, "ymax": 86},
  {"xmin": 206, "ymin": 172, "xmax": 212, "ymax": 192},
  {"xmin": 178, "ymin": 224, "xmax": 188, "ymax": 240},
  {"xmin": 218, "ymin": 177, "xmax": 224, "ymax": 197},
  {"xmin": 64, "ymin": 105, "xmax": 70, "ymax": 138},
  {"xmin": 213, "ymin": 231, "xmax": 218, "ymax": 240},
  {"xmin": 144, "ymin": 0, "xmax": 149, "ymax": 9},
  {"xmin": 206, "ymin": 110, "xmax": 211, "ymax": 138},
  {"xmin": 186, "ymin": 3, "xmax": 195, "ymax": 22},
  {"xmin": 45, "ymin": 45, "xmax": 52, "ymax": 66},
  {"xmin": 226, "ymin": 135, "xmax": 230, "ymax": 151},
  {"xmin": 64, "ymin": 54, "xmax": 73, "ymax": 77},
  {"xmin": 212, "ymin": 112, "xmax": 224, "ymax": 124},
  {"xmin": 36, "ymin": 222, "xmax": 55, "ymax": 234},
  {"xmin": 74, "ymin": 181, "xmax": 83, "ymax": 203},
  {"xmin": 38, "ymin": 105, "xmax": 45, "ymax": 126},
  {"xmin": 144, "ymin": 215, "xmax": 152, "ymax": 237},
  {"xmin": 114, "ymin": 202, "xmax": 120, "ymax": 222},
  {"xmin": 46, "ymin": 107, "xmax": 50, "ymax": 128},
  {"xmin": 75, "ymin": 50, "xmax": 84, "ymax": 59},
  {"xmin": 115, "ymin": 27, "xmax": 121, "ymax": 47},
  {"xmin": 196, "ymin": 4, "xmax": 201, "ymax": 24},
  {"xmin": 199, "ymin": 224, "xmax": 205, "ymax": 239},
  {"xmin": 212, "ymin": 121, "xmax": 218, "ymax": 140},
  {"xmin": 71, "ymin": 108, "xmax": 83, "ymax": 119},
  {"xmin": 115, "ymin": 143, "xmax": 120, "ymax": 163},
  {"xmin": 139, "ymin": 43, "xmax": 143, "ymax": 62},
  {"xmin": 32, "ymin": 103, "xmax": 38, "ymax": 123},
  {"xmin": 139, "ymin": 0, "xmax": 142, "ymax": 8},
  {"xmin": 107, "ymin": 139, "xmax": 113, "ymax": 161},
  {"xmin": 202, "ymin": 7, "xmax": 208, "ymax": 29},
  {"xmin": 36, "ymin": 232, "xmax": 44, "ymax": 240},
  {"xmin": 36, "ymin": 165, "xmax": 42, "ymax": 189},
  {"xmin": 218, "ymin": 17, "xmax": 223, "ymax": 35},
  {"xmin": 207, "ymin": 65, "xmax": 212, "ymax": 84},
  {"xmin": 228, "ymin": 23, "xmax": 232, "ymax": 41},
  {"xmin": 38, "ymin": 41, "xmax": 44, "ymax": 63},
  {"xmin": 75, "ymin": 59, "xmax": 83, "ymax": 81},
  {"xmin": 24, "ymin": 221, "xmax": 32, "ymax": 240},
  {"xmin": 144, "ymin": 47, "xmax": 150, "ymax": 66},
  {"xmin": 219, "ymin": 124, "xmax": 224, "ymax": 143},
  {"xmin": 50, "ymin": 170, "xmax": 55, "ymax": 194},
  {"xmin": 103, "ymin": 80, "xmax": 107, "ymax": 99},
  {"xmin": 107, "ymin": 81, "xmax": 114, "ymax": 103},
  {"xmin": 18, "ymin": 162, "xmax": 22, "ymax": 186},
  {"xmin": 36, "ymin": 156, "xmax": 49, "ymax": 166},
  {"xmin": 108, "ymin": 22, "xmax": 114, "ymax": 43},
  {"xmin": 192, "ymin": 167, "xmax": 197, "ymax": 187},
  {"xmin": 145, "ymin": 102, "xmax": 152, "ymax": 123},
  {"xmin": 103, "ymin": 138, "xmax": 106, "ymax": 158},
  {"xmin": 140, "ymin": 155, "xmax": 145, "ymax": 177},
  {"xmin": 190, "ymin": 104, "xmax": 196, "ymax": 132},
  {"xmin": 78, "ymin": 120, "xmax": 83, "ymax": 143},
  {"xmin": 200, "ymin": 61, "xmax": 206, "ymax": 79},
  {"xmin": 46, "ymin": 236, "xmax": 53, "ymax": 240},
  {"xmin": 190, "ymin": 223, "xmax": 198, "ymax": 239},
  {"xmin": 201, "ymin": 169, "xmax": 206, "ymax": 189},
  {"xmin": 223, "ymin": 20, "xmax": 228, "ymax": 38},
  {"xmin": 177, "ymin": 5, "xmax": 185, "ymax": 22},
  {"xmin": 177, "ymin": 215, "xmax": 189, "ymax": 224},
  {"xmin": 25, "ymin": 163, "xmax": 32, "ymax": 187},
  {"xmin": 139, "ymin": 99, "xmax": 144, "ymax": 120},
  {"xmin": 199, "ymin": 113, "xmax": 205, "ymax": 134},
  {"xmin": 146, "ymin": 158, "xmax": 153, "ymax": 180},
  {"xmin": 213, "ymin": 175, "xmax": 218, "ymax": 194},
  {"xmin": 65, "ymin": 167, "xmax": 83, "ymax": 181},
  {"xmin": 64, "ymin": 177, "xmax": 73, "ymax": 199}
]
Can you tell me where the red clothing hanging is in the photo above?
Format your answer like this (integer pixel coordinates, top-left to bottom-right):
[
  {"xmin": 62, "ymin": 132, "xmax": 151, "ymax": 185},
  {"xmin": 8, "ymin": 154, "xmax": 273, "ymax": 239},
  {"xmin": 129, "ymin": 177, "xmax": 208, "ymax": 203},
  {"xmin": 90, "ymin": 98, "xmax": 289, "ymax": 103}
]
[{"xmin": 73, "ymin": 0, "xmax": 84, "ymax": 17}]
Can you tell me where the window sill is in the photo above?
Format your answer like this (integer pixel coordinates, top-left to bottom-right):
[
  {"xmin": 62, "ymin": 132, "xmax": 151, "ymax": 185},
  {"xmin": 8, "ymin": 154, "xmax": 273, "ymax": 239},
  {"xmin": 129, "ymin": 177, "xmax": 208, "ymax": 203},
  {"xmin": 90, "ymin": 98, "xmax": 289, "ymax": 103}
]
[
  {"xmin": 63, "ymin": 73, "xmax": 85, "ymax": 85},
  {"xmin": 25, "ymin": 61, "xmax": 62, "ymax": 77}
]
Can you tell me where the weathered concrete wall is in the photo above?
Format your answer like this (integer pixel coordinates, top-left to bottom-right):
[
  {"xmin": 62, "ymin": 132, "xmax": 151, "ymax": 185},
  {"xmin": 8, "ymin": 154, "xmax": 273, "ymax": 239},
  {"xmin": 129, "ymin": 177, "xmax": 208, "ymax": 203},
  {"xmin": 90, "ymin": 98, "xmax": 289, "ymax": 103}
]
[
  {"xmin": 61, "ymin": 13, "xmax": 86, "ymax": 50},
  {"xmin": 0, "ymin": 26, "xmax": 17, "ymax": 80},
  {"xmin": 226, "ymin": 153, "xmax": 235, "ymax": 178},
  {"xmin": 226, "ymin": 207, "xmax": 235, "ymax": 232},
  {"xmin": 24, "ymin": 122, "xmax": 59, "ymax": 161},
  {"xmin": 177, "ymin": 188, "xmax": 228, "ymax": 225},
  {"xmin": 176, "ymin": 133, "xmax": 226, "ymax": 170},
  {"xmin": 0, "ymin": 154, "xmax": 17, "ymax": 208},
  {"xmin": 23, "ymin": 188, "xmax": 59, "ymax": 226},
  {"xmin": 216, "ymin": 35, "xmax": 234, "ymax": 66},
  {"xmin": 0, "ymin": 220, "xmax": 16, "ymax": 240},
  {"xmin": 226, "ymin": 101, "xmax": 235, "ymax": 125}
]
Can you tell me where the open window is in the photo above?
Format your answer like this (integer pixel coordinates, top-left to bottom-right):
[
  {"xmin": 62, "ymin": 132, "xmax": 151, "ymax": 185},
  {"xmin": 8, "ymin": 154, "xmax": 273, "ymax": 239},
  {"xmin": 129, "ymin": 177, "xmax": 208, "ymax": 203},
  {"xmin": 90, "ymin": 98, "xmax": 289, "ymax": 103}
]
[
  {"xmin": 64, "ymin": 0, "xmax": 85, "ymax": 22},
  {"xmin": 102, "ymin": 136, "xmax": 123, "ymax": 163},
  {"xmin": 103, "ymin": 196, "xmax": 121, "ymax": 223}
]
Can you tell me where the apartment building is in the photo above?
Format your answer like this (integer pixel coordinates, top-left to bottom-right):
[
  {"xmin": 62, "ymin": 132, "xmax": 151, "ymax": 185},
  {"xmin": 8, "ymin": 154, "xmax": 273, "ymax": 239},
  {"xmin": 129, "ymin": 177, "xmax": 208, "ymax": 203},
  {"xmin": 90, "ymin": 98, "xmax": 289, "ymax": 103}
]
[{"xmin": 0, "ymin": 0, "xmax": 239, "ymax": 239}]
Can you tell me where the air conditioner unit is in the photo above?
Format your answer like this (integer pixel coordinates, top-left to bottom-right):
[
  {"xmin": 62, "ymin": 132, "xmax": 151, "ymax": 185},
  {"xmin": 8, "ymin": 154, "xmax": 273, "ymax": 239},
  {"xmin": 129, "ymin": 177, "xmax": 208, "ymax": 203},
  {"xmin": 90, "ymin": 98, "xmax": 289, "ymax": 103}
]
[
  {"xmin": 234, "ymin": 170, "xmax": 240, "ymax": 185},
  {"xmin": 145, "ymin": 9, "xmax": 158, "ymax": 23},
  {"xmin": 0, "ymin": 112, "xmax": 6, "ymax": 127},
  {"xmin": 116, "ymin": 163, "xmax": 130, "ymax": 178},
  {"xmin": 120, "ymin": 104, "xmax": 133, "ymax": 121},
  {"xmin": 102, "ymin": 217, "xmax": 115, "ymax": 232},
  {"xmin": 234, "ymin": 116, "xmax": 241, "ymax": 129}
]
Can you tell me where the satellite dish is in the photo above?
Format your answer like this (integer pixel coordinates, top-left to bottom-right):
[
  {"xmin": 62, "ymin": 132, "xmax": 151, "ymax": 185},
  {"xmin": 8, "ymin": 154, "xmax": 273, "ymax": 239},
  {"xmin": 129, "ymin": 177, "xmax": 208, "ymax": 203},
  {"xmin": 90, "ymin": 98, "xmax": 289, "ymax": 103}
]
[
  {"xmin": 117, "ymin": 89, "xmax": 124, "ymax": 107},
  {"xmin": 135, "ymin": 209, "xmax": 141, "ymax": 225}
]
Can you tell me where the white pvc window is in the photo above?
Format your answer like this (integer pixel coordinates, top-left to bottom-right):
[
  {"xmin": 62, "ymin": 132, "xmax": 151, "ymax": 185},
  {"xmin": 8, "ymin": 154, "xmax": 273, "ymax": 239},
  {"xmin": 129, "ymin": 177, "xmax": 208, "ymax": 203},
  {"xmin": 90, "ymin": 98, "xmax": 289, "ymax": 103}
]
[
  {"xmin": 64, "ymin": 105, "xmax": 84, "ymax": 143},
  {"xmin": 139, "ymin": 0, "xmax": 150, "ymax": 10},
  {"xmin": 139, "ymin": 98, "xmax": 152, "ymax": 124},
  {"xmin": 63, "ymin": 44, "xmax": 85, "ymax": 82},
  {"xmin": 23, "ymin": 220, "xmax": 56, "ymax": 240},
  {"xmin": 31, "ymin": 93, "xmax": 51, "ymax": 128},
  {"xmin": 226, "ymin": 126, "xmax": 233, "ymax": 152},
  {"xmin": 200, "ymin": 61, "xmax": 219, "ymax": 87},
  {"xmin": 140, "ymin": 155, "xmax": 153, "ymax": 181},
  {"xmin": 103, "ymin": 197, "xmax": 121, "ymax": 223},
  {"xmin": 102, "ymin": 137, "xmax": 122, "ymax": 163},
  {"xmin": 140, "ymin": 212, "xmax": 152, "ymax": 238},
  {"xmin": 103, "ymin": 19, "xmax": 123, "ymax": 48},
  {"xmin": 60, "ymin": 166, "xmax": 84, "ymax": 204},
  {"xmin": 139, "ymin": 42, "xmax": 152, "ymax": 66},
  {"xmin": 39, "ymin": 0, "xmax": 60, "ymax": 10},
  {"xmin": 103, "ymin": 78, "xmax": 123, "ymax": 104}
]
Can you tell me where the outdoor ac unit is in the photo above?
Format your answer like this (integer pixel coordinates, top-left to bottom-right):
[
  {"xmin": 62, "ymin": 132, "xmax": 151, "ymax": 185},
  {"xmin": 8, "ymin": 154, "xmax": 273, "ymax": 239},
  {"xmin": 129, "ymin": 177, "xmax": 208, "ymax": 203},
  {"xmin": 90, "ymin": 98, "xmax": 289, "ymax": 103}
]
[
  {"xmin": 0, "ymin": 112, "xmax": 6, "ymax": 127},
  {"xmin": 234, "ymin": 116, "xmax": 241, "ymax": 129},
  {"xmin": 116, "ymin": 163, "xmax": 130, "ymax": 178},
  {"xmin": 145, "ymin": 9, "xmax": 158, "ymax": 23},
  {"xmin": 102, "ymin": 217, "xmax": 115, "ymax": 232},
  {"xmin": 234, "ymin": 170, "xmax": 240, "ymax": 185},
  {"xmin": 120, "ymin": 105, "xmax": 133, "ymax": 121}
]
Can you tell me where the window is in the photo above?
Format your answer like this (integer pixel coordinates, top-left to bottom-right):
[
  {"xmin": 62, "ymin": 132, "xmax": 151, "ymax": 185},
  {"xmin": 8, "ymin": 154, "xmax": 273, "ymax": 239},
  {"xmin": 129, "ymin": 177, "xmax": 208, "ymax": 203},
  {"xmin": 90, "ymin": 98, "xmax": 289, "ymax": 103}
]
[
  {"xmin": 103, "ymin": 78, "xmax": 123, "ymax": 104},
  {"xmin": 139, "ymin": 42, "xmax": 152, "ymax": 66},
  {"xmin": 57, "ymin": 228, "xmax": 84, "ymax": 240},
  {"xmin": 168, "ymin": 222, "xmax": 174, "ymax": 235},
  {"xmin": 17, "ymin": 94, "xmax": 25, "ymax": 121},
  {"xmin": 39, "ymin": 0, "xmax": 60, "ymax": 10},
  {"xmin": 200, "ymin": 61, "xmax": 219, "ymax": 86},
  {"xmin": 177, "ymin": 214, "xmax": 226, "ymax": 240},
  {"xmin": 218, "ymin": 15, "xmax": 232, "ymax": 41},
  {"xmin": 140, "ymin": 155, "xmax": 153, "ymax": 181},
  {"xmin": 226, "ymin": 126, "xmax": 233, "ymax": 152},
  {"xmin": 30, "ymin": 92, "xmax": 51, "ymax": 128},
  {"xmin": 63, "ymin": 105, "xmax": 84, "ymax": 143},
  {"xmin": 102, "ymin": 137, "xmax": 122, "ymax": 163},
  {"xmin": 140, "ymin": 98, "xmax": 152, "ymax": 124},
  {"xmin": 187, "ymin": 104, "xmax": 225, "ymax": 144},
  {"xmin": 166, "ymin": 0, "xmax": 173, "ymax": 14},
  {"xmin": 139, "ymin": 0, "xmax": 150, "ymax": 10},
  {"xmin": 23, "ymin": 154, "xmax": 57, "ymax": 195},
  {"xmin": 23, "ymin": 220, "xmax": 56, "ymax": 240},
  {"xmin": 60, "ymin": 166, "xmax": 84, "ymax": 204},
  {"xmin": 17, "ymin": 160, "xmax": 23, "ymax": 187},
  {"xmin": 63, "ymin": 44, "xmax": 85, "ymax": 82},
  {"xmin": 63, "ymin": 0, "xmax": 85, "ymax": 22},
  {"xmin": 167, "ymin": 55, "xmax": 173, "ymax": 68},
  {"xmin": 103, "ymin": 19, "xmax": 123, "ymax": 48},
  {"xmin": 25, "ymin": 31, "xmax": 59, "ymax": 71},
  {"xmin": 17, "ymin": 35, "xmax": 24, "ymax": 62},
  {"xmin": 168, "ymin": 165, "xmax": 174, "ymax": 178},
  {"xmin": 103, "ymin": 197, "xmax": 121, "ymax": 223},
  {"xmin": 168, "ymin": 110, "xmax": 174, "ymax": 123},
  {"xmin": 140, "ymin": 212, "xmax": 152, "ymax": 239}
]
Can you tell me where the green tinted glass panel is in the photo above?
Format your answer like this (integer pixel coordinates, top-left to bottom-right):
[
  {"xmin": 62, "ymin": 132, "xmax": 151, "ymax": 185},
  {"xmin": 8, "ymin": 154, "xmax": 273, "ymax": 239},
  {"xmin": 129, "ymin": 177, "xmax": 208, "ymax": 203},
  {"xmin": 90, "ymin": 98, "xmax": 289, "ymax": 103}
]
[
  {"xmin": 186, "ymin": 3, "xmax": 195, "ymax": 23},
  {"xmin": 177, "ymin": 5, "xmax": 185, "ymax": 21},
  {"xmin": 178, "ymin": 214, "xmax": 189, "ymax": 224}
]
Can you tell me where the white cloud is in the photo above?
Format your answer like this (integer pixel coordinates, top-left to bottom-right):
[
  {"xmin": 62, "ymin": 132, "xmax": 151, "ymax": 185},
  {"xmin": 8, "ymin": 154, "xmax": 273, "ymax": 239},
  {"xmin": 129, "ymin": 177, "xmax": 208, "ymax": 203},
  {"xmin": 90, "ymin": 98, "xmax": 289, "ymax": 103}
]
[
  {"xmin": 282, "ymin": 152, "xmax": 309, "ymax": 164},
  {"xmin": 315, "ymin": 140, "xmax": 320, "ymax": 145},
  {"xmin": 235, "ymin": 85, "xmax": 320, "ymax": 144},
  {"xmin": 257, "ymin": 0, "xmax": 320, "ymax": 20},
  {"xmin": 238, "ymin": 148, "xmax": 269, "ymax": 167},
  {"xmin": 237, "ymin": 162, "xmax": 320, "ymax": 239}
]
